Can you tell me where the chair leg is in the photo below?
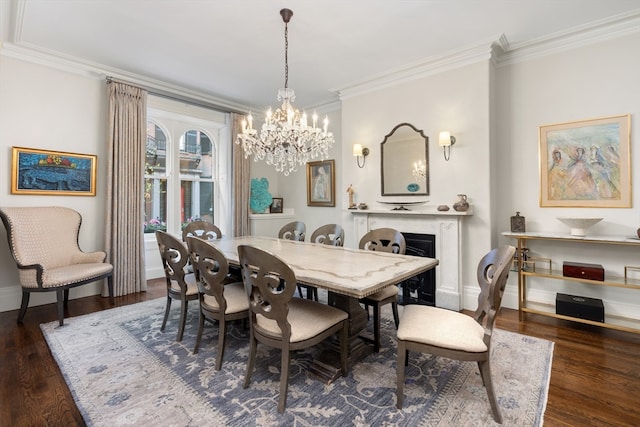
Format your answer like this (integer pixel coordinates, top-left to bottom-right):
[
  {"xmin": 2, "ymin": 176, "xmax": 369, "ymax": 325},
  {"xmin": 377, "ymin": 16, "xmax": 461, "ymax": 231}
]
[
  {"xmin": 216, "ymin": 319, "xmax": 227, "ymax": 371},
  {"xmin": 63, "ymin": 289, "xmax": 70, "ymax": 308},
  {"xmin": 479, "ymin": 359, "xmax": 503, "ymax": 424},
  {"xmin": 176, "ymin": 300, "xmax": 188, "ymax": 342},
  {"xmin": 193, "ymin": 310, "xmax": 205, "ymax": 354},
  {"xmin": 17, "ymin": 291, "xmax": 30, "ymax": 323},
  {"xmin": 396, "ymin": 340, "xmax": 407, "ymax": 409},
  {"xmin": 107, "ymin": 275, "xmax": 115, "ymax": 304},
  {"xmin": 391, "ymin": 302, "xmax": 400, "ymax": 328},
  {"xmin": 161, "ymin": 296, "xmax": 172, "ymax": 331},
  {"xmin": 278, "ymin": 347, "xmax": 291, "ymax": 413},
  {"xmin": 243, "ymin": 332, "xmax": 257, "ymax": 389},
  {"xmin": 56, "ymin": 289, "xmax": 65, "ymax": 327}
]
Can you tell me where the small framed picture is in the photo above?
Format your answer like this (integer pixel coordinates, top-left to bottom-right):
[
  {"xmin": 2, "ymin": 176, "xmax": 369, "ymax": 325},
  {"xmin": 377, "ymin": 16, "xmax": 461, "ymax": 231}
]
[
  {"xmin": 307, "ymin": 159, "xmax": 336, "ymax": 207},
  {"xmin": 11, "ymin": 146, "xmax": 97, "ymax": 196},
  {"xmin": 270, "ymin": 197, "xmax": 283, "ymax": 213}
]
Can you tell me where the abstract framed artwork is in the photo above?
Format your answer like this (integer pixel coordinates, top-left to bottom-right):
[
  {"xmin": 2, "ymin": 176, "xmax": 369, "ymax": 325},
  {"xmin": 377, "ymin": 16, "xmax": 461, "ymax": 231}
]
[
  {"xmin": 539, "ymin": 114, "xmax": 631, "ymax": 208},
  {"xmin": 307, "ymin": 159, "xmax": 335, "ymax": 207},
  {"xmin": 11, "ymin": 146, "xmax": 97, "ymax": 196}
]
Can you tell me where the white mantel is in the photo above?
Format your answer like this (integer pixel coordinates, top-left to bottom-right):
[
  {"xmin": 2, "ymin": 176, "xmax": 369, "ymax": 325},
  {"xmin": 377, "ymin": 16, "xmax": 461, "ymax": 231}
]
[{"xmin": 350, "ymin": 207, "xmax": 472, "ymax": 311}]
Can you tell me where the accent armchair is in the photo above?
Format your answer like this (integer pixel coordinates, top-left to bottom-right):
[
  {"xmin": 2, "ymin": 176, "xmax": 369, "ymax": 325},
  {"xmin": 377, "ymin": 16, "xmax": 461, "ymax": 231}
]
[{"xmin": 0, "ymin": 206, "xmax": 114, "ymax": 326}]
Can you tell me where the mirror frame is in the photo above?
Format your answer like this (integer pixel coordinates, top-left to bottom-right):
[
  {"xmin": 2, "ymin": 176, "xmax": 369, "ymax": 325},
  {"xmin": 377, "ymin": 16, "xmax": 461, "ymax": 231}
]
[{"xmin": 380, "ymin": 123, "xmax": 429, "ymax": 196}]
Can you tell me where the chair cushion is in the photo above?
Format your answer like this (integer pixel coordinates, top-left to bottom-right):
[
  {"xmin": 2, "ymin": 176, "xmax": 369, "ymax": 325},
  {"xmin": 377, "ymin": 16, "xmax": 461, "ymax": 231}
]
[
  {"xmin": 21, "ymin": 262, "xmax": 113, "ymax": 289},
  {"xmin": 361, "ymin": 285, "xmax": 398, "ymax": 302},
  {"xmin": 256, "ymin": 298, "xmax": 347, "ymax": 343},
  {"xmin": 202, "ymin": 282, "xmax": 249, "ymax": 314},
  {"xmin": 397, "ymin": 305, "xmax": 487, "ymax": 353},
  {"xmin": 170, "ymin": 273, "xmax": 199, "ymax": 296}
]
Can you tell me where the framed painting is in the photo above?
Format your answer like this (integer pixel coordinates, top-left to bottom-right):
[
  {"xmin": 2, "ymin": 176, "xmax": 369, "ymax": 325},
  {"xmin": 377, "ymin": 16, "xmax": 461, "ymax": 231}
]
[
  {"xmin": 270, "ymin": 197, "xmax": 283, "ymax": 213},
  {"xmin": 539, "ymin": 114, "xmax": 631, "ymax": 208},
  {"xmin": 11, "ymin": 146, "xmax": 97, "ymax": 196},
  {"xmin": 307, "ymin": 159, "xmax": 335, "ymax": 207}
]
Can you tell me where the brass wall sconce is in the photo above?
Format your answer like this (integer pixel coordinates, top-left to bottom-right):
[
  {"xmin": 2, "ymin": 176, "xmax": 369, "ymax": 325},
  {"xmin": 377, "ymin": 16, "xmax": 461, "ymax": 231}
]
[
  {"xmin": 439, "ymin": 131, "xmax": 456, "ymax": 161},
  {"xmin": 353, "ymin": 144, "xmax": 370, "ymax": 168}
]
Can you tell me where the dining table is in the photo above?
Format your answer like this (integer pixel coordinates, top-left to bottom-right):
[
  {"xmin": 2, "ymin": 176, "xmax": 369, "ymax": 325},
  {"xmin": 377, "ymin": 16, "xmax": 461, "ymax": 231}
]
[{"xmin": 208, "ymin": 235, "xmax": 439, "ymax": 381}]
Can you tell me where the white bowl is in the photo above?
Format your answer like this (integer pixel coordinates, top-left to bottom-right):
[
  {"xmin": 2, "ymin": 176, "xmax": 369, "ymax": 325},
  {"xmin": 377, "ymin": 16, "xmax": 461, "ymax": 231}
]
[{"xmin": 556, "ymin": 217, "xmax": 603, "ymax": 236}]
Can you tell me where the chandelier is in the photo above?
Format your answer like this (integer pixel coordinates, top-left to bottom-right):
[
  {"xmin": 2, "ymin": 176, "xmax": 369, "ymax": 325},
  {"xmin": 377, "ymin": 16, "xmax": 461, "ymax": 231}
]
[
  {"xmin": 236, "ymin": 8, "xmax": 334, "ymax": 176},
  {"xmin": 412, "ymin": 160, "xmax": 427, "ymax": 181}
]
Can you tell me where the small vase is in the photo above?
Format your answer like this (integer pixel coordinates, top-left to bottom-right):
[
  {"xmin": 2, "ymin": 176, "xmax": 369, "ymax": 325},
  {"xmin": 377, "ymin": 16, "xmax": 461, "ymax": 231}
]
[{"xmin": 453, "ymin": 194, "xmax": 469, "ymax": 212}]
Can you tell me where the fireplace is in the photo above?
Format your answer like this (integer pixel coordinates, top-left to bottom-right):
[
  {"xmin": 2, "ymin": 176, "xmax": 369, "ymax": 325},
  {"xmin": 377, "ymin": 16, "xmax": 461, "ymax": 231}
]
[
  {"xmin": 351, "ymin": 207, "xmax": 471, "ymax": 311},
  {"xmin": 399, "ymin": 232, "xmax": 436, "ymax": 306}
]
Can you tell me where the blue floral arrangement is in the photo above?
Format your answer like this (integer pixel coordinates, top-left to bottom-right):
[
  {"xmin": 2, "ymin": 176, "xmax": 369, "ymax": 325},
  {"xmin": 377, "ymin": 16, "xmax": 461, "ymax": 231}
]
[{"xmin": 250, "ymin": 178, "xmax": 273, "ymax": 213}]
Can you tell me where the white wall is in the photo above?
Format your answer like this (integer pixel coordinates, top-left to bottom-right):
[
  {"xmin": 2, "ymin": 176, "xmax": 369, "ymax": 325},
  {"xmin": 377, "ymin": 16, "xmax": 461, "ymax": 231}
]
[{"xmin": 0, "ymin": 56, "xmax": 109, "ymax": 311}]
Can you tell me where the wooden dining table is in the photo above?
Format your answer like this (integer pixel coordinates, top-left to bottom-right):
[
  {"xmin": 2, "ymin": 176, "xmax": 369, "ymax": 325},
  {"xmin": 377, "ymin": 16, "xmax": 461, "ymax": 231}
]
[{"xmin": 209, "ymin": 235, "xmax": 439, "ymax": 380}]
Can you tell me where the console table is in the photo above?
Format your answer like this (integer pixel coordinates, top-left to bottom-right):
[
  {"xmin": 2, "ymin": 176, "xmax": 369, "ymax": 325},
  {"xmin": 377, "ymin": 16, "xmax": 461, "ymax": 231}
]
[{"xmin": 503, "ymin": 231, "xmax": 640, "ymax": 335}]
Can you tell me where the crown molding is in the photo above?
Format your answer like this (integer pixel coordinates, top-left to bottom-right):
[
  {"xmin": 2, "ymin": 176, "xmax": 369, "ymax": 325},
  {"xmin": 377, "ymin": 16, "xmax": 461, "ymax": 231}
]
[
  {"xmin": 333, "ymin": 35, "xmax": 508, "ymax": 101},
  {"xmin": 495, "ymin": 9, "xmax": 640, "ymax": 66}
]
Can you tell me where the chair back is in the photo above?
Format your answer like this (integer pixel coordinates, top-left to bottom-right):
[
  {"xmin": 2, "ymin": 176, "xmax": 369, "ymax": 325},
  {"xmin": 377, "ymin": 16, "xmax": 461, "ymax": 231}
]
[
  {"xmin": 186, "ymin": 236, "xmax": 230, "ymax": 312},
  {"xmin": 182, "ymin": 220, "xmax": 222, "ymax": 242},
  {"xmin": 238, "ymin": 245, "xmax": 297, "ymax": 341},
  {"xmin": 278, "ymin": 221, "xmax": 306, "ymax": 241},
  {"xmin": 310, "ymin": 224, "xmax": 344, "ymax": 246},
  {"xmin": 474, "ymin": 245, "xmax": 516, "ymax": 338},
  {"xmin": 0, "ymin": 206, "xmax": 86, "ymax": 272},
  {"xmin": 359, "ymin": 227, "xmax": 406, "ymax": 254},
  {"xmin": 156, "ymin": 230, "xmax": 191, "ymax": 292}
]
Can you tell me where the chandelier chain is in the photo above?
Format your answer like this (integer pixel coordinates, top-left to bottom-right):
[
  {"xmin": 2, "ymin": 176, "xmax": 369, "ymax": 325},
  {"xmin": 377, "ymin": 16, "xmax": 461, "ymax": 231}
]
[{"xmin": 284, "ymin": 21, "xmax": 288, "ymax": 90}]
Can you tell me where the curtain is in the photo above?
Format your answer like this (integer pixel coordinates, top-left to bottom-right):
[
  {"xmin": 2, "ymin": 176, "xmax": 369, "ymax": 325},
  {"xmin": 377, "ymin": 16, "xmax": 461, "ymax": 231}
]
[
  {"xmin": 231, "ymin": 112, "xmax": 251, "ymax": 236},
  {"xmin": 104, "ymin": 81, "xmax": 147, "ymax": 296}
]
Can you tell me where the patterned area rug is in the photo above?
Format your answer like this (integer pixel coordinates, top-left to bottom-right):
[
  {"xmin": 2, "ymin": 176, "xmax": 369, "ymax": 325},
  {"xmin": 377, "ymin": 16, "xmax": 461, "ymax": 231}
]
[{"xmin": 41, "ymin": 298, "xmax": 553, "ymax": 426}]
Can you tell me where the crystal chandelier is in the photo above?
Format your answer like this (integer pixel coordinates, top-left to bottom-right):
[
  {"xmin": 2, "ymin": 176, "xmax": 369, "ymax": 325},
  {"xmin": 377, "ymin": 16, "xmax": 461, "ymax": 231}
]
[
  {"xmin": 236, "ymin": 8, "xmax": 334, "ymax": 176},
  {"xmin": 412, "ymin": 160, "xmax": 427, "ymax": 181}
]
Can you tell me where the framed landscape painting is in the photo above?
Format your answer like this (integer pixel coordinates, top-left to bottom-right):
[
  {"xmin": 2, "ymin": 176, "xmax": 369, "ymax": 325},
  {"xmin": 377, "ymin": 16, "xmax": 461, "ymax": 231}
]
[
  {"xmin": 307, "ymin": 159, "xmax": 335, "ymax": 207},
  {"xmin": 11, "ymin": 146, "xmax": 97, "ymax": 196},
  {"xmin": 539, "ymin": 114, "xmax": 631, "ymax": 208}
]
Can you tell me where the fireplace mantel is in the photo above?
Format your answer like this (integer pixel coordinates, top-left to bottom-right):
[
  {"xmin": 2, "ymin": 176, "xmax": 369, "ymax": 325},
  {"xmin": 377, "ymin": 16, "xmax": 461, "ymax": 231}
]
[{"xmin": 350, "ymin": 208, "xmax": 472, "ymax": 311}]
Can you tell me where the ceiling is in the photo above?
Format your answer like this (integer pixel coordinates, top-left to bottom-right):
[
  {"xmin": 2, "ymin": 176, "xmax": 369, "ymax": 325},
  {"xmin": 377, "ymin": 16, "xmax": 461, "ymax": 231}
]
[{"xmin": 2, "ymin": 0, "xmax": 640, "ymax": 111}]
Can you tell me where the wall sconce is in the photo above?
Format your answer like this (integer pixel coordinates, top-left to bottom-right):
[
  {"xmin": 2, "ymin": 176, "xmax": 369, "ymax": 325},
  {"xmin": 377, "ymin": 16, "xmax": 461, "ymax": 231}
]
[
  {"xmin": 439, "ymin": 131, "xmax": 456, "ymax": 161},
  {"xmin": 353, "ymin": 143, "xmax": 370, "ymax": 168}
]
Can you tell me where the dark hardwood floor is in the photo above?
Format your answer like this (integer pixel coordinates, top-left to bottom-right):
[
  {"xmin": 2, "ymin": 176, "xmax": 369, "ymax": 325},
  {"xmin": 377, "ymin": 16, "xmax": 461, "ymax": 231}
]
[{"xmin": 1, "ymin": 279, "xmax": 639, "ymax": 426}]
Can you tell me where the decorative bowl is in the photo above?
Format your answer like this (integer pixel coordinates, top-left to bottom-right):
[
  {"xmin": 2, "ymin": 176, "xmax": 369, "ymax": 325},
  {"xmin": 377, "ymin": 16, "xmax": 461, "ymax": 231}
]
[{"xmin": 556, "ymin": 217, "xmax": 603, "ymax": 236}]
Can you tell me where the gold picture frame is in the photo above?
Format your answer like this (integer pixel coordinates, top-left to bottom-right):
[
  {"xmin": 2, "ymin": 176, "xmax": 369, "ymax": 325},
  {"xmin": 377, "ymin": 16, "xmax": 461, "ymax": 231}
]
[
  {"xmin": 11, "ymin": 146, "xmax": 98, "ymax": 196},
  {"xmin": 307, "ymin": 159, "xmax": 335, "ymax": 207},
  {"xmin": 539, "ymin": 114, "xmax": 631, "ymax": 207}
]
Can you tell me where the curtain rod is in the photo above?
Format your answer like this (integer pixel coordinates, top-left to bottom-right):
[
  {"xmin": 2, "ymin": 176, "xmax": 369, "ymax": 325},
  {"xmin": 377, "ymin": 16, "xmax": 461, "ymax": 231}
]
[{"xmin": 105, "ymin": 76, "xmax": 246, "ymax": 115}]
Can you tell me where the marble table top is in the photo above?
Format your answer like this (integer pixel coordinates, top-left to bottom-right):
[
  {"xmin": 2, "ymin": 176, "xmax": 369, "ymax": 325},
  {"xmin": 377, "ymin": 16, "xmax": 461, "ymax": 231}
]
[{"xmin": 210, "ymin": 236, "xmax": 439, "ymax": 299}]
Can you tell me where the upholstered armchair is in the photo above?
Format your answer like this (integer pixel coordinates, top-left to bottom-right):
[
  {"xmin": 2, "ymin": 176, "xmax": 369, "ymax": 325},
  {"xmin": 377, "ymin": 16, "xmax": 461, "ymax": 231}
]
[{"xmin": 0, "ymin": 206, "xmax": 114, "ymax": 326}]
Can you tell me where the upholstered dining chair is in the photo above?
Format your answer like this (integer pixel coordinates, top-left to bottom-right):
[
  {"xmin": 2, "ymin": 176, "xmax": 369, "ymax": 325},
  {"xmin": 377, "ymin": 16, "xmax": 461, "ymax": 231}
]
[
  {"xmin": 0, "ymin": 206, "xmax": 114, "ymax": 327},
  {"xmin": 155, "ymin": 230, "xmax": 199, "ymax": 342},
  {"xmin": 186, "ymin": 236, "xmax": 249, "ymax": 370},
  {"xmin": 396, "ymin": 245, "xmax": 516, "ymax": 424},
  {"xmin": 238, "ymin": 244, "xmax": 349, "ymax": 413},
  {"xmin": 358, "ymin": 227, "xmax": 406, "ymax": 352},
  {"xmin": 302, "ymin": 223, "xmax": 345, "ymax": 301},
  {"xmin": 181, "ymin": 220, "xmax": 222, "ymax": 242},
  {"xmin": 278, "ymin": 221, "xmax": 306, "ymax": 242}
]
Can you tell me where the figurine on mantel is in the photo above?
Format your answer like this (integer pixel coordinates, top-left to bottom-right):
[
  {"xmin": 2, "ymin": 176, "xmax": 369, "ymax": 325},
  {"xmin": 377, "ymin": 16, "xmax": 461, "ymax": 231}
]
[
  {"xmin": 347, "ymin": 184, "xmax": 356, "ymax": 209},
  {"xmin": 453, "ymin": 194, "xmax": 470, "ymax": 212}
]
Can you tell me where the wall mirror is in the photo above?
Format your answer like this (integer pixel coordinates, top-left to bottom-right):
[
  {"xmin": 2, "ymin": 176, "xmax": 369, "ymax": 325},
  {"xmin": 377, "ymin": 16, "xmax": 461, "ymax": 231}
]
[{"xmin": 381, "ymin": 123, "xmax": 429, "ymax": 196}]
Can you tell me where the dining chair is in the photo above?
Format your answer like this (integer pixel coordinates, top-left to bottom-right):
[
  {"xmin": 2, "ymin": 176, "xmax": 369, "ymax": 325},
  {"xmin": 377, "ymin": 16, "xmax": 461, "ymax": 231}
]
[
  {"xmin": 181, "ymin": 220, "xmax": 223, "ymax": 242},
  {"xmin": 0, "ymin": 206, "xmax": 114, "ymax": 326},
  {"xmin": 186, "ymin": 236, "xmax": 249, "ymax": 370},
  {"xmin": 358, "ymin": 228, "xmax": 406, "ymax": 352},
  {"xmin": 396, "ymin": 245, "xmax": 516, "ymax": 424},
  {"xmin": 238, "ymin": 244, "xmax": 349, "ymax": 413},
  {"xmin": 302, "ymin": 224, "xmax": 345, "ymax": 301},
  {"xmin": 155, "ymin": 230, "xmax": 199, "ymax": 342},
  {"xmin": 278, "ymin": 221, "xmax": 306, "ymax": 242}
]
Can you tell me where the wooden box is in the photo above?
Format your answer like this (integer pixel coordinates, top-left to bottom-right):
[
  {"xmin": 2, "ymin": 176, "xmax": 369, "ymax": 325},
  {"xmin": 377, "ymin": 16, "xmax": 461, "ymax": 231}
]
[{"xmin": 562, "ymin": 261, "xmax": 604, "ymax": 281}]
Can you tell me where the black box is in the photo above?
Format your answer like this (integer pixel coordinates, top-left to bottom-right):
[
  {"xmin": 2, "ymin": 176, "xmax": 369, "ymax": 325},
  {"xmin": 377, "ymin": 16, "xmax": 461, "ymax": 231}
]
[
  {"xmin": 562, "ymin": 261, "xmax": 605, "ymax": 281},
  {"xmin": 556, "ymin": 293, "xmax": 604, "ymax": 322}
]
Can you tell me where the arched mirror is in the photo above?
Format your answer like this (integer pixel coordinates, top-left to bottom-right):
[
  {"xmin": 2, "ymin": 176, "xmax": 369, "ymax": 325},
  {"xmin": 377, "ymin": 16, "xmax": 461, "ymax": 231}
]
[{"xmin": 381, "ymin": 123, "xmax": 429, "ymax": 196}]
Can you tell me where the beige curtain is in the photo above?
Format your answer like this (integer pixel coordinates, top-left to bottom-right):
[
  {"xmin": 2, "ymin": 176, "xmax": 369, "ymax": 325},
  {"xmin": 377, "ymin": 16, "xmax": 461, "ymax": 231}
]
[
  {"xmin": 104, "ymin": 81, "xmax": 147, "ymax": 296},
  {"xmin": 232, "ymin": 112, "xmax": 251, "ymax": 236}
]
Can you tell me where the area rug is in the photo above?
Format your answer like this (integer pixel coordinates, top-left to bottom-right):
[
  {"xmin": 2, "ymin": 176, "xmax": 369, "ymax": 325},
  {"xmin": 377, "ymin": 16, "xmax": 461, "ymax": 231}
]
[{"xmin": 41, "ymin": 298, "xmax": 553, "ymax": 426}]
